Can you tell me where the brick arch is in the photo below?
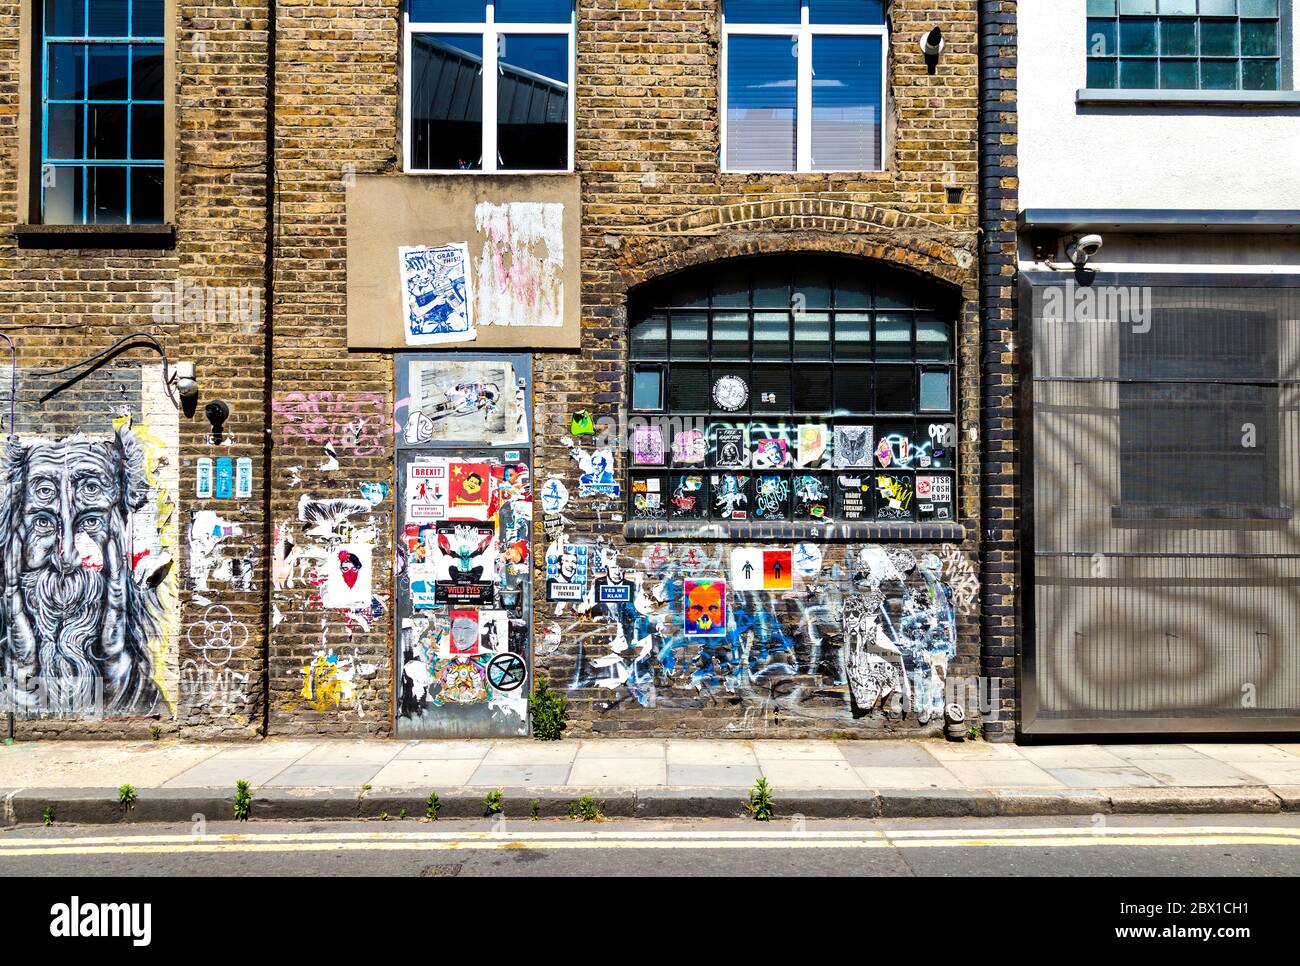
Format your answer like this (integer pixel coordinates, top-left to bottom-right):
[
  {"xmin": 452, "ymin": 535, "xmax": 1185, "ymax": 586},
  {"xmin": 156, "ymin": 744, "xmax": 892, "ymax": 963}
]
[{"xmin": 611, "ymin": 202, "xmax": 976, "ymax": 297}]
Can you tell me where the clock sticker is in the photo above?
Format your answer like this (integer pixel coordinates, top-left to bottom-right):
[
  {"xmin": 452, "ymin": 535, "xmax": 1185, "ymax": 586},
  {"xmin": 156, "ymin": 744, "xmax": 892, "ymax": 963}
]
[{"xmin": 712, "ymin": 375, "xmax": 749, "ymax": 412}]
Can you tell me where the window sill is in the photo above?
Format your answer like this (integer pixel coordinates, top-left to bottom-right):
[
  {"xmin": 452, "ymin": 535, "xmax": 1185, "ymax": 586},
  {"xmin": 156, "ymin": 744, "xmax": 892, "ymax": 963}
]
[
  {"xmin": 1077, "ymin": 88, "xmax": 1300, "ymax": 108},
  {"xmin": 1111, "ymin": 503, "xmax": 1295, "ymax": 525},
  {"xmin": 623, "ymin": 519, "xmax": 967, "ymax": 543},
  {"xmin": 12, "ymin": 223, "xmax": 177, "ymax": 250}
]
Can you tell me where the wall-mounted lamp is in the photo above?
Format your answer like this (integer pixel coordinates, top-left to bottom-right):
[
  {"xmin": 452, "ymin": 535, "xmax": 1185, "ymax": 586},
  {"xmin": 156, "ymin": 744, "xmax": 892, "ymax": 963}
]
[{"xmin": 920, "ymin": 26, "xmax": 944, "ymax": 74}]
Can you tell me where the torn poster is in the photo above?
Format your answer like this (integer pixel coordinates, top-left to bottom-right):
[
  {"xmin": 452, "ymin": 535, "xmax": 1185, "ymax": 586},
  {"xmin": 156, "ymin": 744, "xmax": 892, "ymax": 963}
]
[{"xmin": 474, "ymin": 202, "xmax": 564, "ymax": 328}]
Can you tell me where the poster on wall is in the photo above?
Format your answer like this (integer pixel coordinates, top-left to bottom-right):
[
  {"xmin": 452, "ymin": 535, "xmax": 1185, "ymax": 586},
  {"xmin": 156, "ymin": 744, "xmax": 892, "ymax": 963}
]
[
  {"xmin": 713, "ymin": 427, "xmax": 748, "ymax": 468},
  {"xmin": 683, "ymin": 578, "xmax": 727, "ymax": 637},
  {"xmin": 430, "ymin": 521, "xmax": 499, "ymax": 605},
  {"xmin": 730, "ymin": 548, "xmax": 763, "ymax": 590},
  {"xmin": 916, "ymin": 472, "xmax": 954, "ymax": 521},
  {"xmin": 796, "ymin": 424, "xmax": 828, "ymax": 468},
  {"xmin": 834, "ymin": 425, "xmax": 874, "ymax": 468},
  {"xmin": 631, "ymin": 476, "xmax": 666, "ymax": 519},
  {"xmin": 631, "ymin": 425, "xmax": 666, "ymax": 466},
  {"xmin": 447, "ymin": 461, "xmax": 493, "ymax": 520},
  {"xmin": 875, "ymin": 472, "xmax": 915, "ymax": 521},
  {"xmin": 404, "ymin": 360, "xmax": 526, "ymax": 445},
  {"xmin": 321, "ymin": 544, "xmax": 372, "ymax": 609},
  {"xmin": 546, "ymin": 543, "xmax": 589, "ymax": 600},
  {"xmin": 406, "ymin": 461, "xmax": 448, "ymax": 520},
  {"xmin": 399, "ymin": 243, "xmax": 475, "ymax": 346}
]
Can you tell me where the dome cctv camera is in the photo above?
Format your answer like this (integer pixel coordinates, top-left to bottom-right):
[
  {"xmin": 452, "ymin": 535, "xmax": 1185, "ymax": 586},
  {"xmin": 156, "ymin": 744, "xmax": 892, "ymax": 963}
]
[{"xmin": 1066, "ymin": 233, "xmax": 1104, "ymax": 267}]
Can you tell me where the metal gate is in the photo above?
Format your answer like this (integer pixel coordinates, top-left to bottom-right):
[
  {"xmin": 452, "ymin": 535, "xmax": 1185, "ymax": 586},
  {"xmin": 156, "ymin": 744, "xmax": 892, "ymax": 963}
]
[
  {"xmin": 1021, "ymin": 272, "xmax": 1300, "ymax": 736},
  {"xmin": 393, "ymin": 352, "xmax": 533, "ymax": 738}
]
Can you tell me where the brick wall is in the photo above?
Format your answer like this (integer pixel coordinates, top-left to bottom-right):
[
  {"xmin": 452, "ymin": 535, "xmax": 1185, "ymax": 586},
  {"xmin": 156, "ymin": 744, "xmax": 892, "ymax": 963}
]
[{"xmin": 0, "ymin": 1, "xmax": 270, "ymax": 739}]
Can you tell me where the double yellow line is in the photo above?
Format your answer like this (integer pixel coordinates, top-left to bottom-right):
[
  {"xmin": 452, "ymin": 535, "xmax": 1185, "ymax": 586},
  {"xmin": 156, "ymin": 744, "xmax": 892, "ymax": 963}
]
[{"xmin": 1, "ymin": 825, "xmax": 1298, "ymax": 856}]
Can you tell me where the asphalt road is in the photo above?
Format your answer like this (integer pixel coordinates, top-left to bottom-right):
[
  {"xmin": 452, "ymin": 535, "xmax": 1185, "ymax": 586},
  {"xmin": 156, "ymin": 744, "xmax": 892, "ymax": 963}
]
[{"xmin": 3, "ymin": 814, "xmax": 1299, "ymax": 877}]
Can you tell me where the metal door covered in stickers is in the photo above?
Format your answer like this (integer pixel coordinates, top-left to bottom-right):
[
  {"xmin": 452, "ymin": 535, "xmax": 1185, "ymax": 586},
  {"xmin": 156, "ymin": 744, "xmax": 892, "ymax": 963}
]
[{"xmin": 394, "ymin": 353, "xmax": 533, "ymax": 737}]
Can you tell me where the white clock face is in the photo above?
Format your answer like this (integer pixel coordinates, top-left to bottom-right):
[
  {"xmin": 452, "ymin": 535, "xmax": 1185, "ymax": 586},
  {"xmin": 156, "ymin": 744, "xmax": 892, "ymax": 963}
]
[{"xmin": 712, "ymin": 376, "xmax": 749, "ymax": 412}]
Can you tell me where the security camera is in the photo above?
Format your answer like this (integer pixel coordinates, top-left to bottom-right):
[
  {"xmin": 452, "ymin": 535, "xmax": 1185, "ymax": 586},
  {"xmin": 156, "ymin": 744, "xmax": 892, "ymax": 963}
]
[
  {"xmin": 171, "ymin": 361, "xmax": 199, "ymax": 400},
  {"xmin": 1066, "ymin": 234, "xmax": 1104, "ymax": 267},
  {"xmin": 920, "ymin": 26, "xmax": 945, "ymax": 57}
]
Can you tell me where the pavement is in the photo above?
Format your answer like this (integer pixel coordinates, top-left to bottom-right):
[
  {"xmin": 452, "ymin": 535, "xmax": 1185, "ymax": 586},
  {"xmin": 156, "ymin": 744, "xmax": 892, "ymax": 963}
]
[{"xmin": 3, "ymin": 737, "xmax": 1300, "ymax": 824}]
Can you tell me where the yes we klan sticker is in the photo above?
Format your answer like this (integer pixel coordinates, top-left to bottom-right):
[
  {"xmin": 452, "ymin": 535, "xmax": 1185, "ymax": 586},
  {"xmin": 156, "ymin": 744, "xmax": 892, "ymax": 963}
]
[{"xmin": 730, "ymin": 548, "xmax": 794, "ymax": 591}]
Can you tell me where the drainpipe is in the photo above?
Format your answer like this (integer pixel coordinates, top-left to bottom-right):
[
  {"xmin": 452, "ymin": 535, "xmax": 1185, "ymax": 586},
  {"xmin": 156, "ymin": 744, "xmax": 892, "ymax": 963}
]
[{"xmin": 258, "ymin": 0, "xmax": 277, "ymax": 739}]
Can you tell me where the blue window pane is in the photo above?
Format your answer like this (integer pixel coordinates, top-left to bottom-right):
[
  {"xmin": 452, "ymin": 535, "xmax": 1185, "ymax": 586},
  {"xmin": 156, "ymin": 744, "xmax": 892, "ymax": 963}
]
[
  {"xmin": 724, "ymin": 0, "xmax": 800, "ymax": 24},
  {"xmin": 1240, "ymin": 20, "xmax": 1276, "ymax": 56},
  {"xmin": 1087, "ymin": 18, "xmax": 1117, "ymax": 55},
  {"xmin": 727, "ymin": 35, "xmax": 797, "ymax": 171},
  {"xmin": 88, "ymin": 102, "xmax": 128, "ymax": 159},
  {"xmin": 131, "ymin": 167, "xmax": 164, "ymax": 223},
  {"xmin": 1243, "ymin": 59, "xmax": 1279, "ymax": 90},
  {"xmin": 46, "ymin": 103, "xmax": 84, "ymax": 159},
  {"xmin": 811, "ymin": 35, "xmax": 882, "ymax": 171},
  {"xmin": 45, "ymin": 0, "xmax": 84, "ymax": 36},
  {"xmin": 89, "ymin": 0, "xmax": 129, "ymax": 36},
  {"xmin": 1119, "ymin": 57, "xmax": 1157, "ymax": 87},
  {"xmin": 1087, "ymin": 58, "xmax": 1119, "ymax": 87},
  {"xmin": 809, "ymin": 0, "xmax": 885, "ymax": 24},
  {"xmin": 1201, "ymin": 59, "xmax": 1239, "ymax": 88},
  {"xmin": 133, "ymin": 0, "xmax": 163, "ymax": 35},
  {"xmin": 1200, "ymin": 20, "xmax": 1238, "ymax": 56},
  {"xmin": 632, "ymin": 368, "xmax": 664, "ymax": 410},
  {"xmin": 131, "ymin": 103, "xmax": 163, "ymax": 159},
  {"xmin": 409, "ymin": 34, "xmax": 484, "ymax": 169},
  {"xmin": 88, "ymin": 164, "xmax": 128, "ymax": 223},
  {"xmin": 1160, "ymin": 58, "xmax": 1197, "ymax": 87},
  {"xmin": 1160, "ymin": 18, "xmax": 1196, "ymax": 56},
  {"xmin": 408, "ymin": 0, "xmax": 486, "ymax": 22},
  {"xmin": 1119, "ymin": 18, "xmax": 1157, "ymax": 54},
  {"xmin": 919, "ymin": 371, "xmax": 951, "ymax": 411},
  {"xmin": 88, "ymin": 44, "xmax": 129, "ymax": 99},
  {"xmin": 49, "ymin": 43, "xmax": 86, "ymax": 98},
  {"xmin": 495, "ymin": 0, "xmax": 571, "ymax": 23},
  {"xmin": 498, "ymin": 34, "xmax": 569, "ymax": 170},
  {"xmin": 132, "ymin": 44, "xmax": 164, "ymax": 99}
]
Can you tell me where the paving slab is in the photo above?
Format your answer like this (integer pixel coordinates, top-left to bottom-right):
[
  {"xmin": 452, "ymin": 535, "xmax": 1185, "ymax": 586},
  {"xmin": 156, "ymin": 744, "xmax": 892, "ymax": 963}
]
[
  {"xmin": 573, "ymin": 739, "xmax": 666, "ymax": 759},
  {"xmin": 1045, "ymin": 766, "xmax": 1163, "ymax": 789},
  {"xmin": 1102, "ymin": 744, "xmax": 1206, "ymax": 761},
  {"xmin": 666, "ymin": 741, "xmax": 759, "ymax": 765},
  {"xmin": 925, "ymin": 741, "xmax": 1026, "ymax": 762},
  {"xmin": 368, "ymin": 759, "xmax": 481, "ymax": 788},
  {"xmin": 263, "ymin": 763, "xmax": 386, "ymax": 788},
  {"xmin": 395, "ymin": 741, "xmax": 494, "ymax": 761},
  {"xmin": 666, "ymin": 763, "xmax": 762, "ymax": 787},
  {"xmin": 210, "ymin": 740, "xmax": 320, "ymax": 761},
  {"xmin": 852, "ymin": 766, "xmax": 964, "ymax": 789},
  {"xmin": 568, "ymin": 757, "xmax": 667, "ymax": 786},
  {"xmin": 1106, "ymin": 786, "xmax": 1280, "ymax": 814},
  {"xmin": 749, "ymin": 741, "xmax": 847, "ymax": 762},
  {"xmin": 1128, "ymin": 758, "xmax": 1256, "ymax": 787},
  {"xmin": 0, "ymin": 741, "xmax": 219, "ymax": 788},
  {"xmin": 1219, "ymin": 760, "xmax": 1300, "ymax": 785},
  {"xmin": 485, "ymin": 741, "xmax": 579, "ymax": 764},
  {"xmin": 467, "ymin": 764, "xmax": 573, "ymax": 786},
  {"xmin": 296, "ymin": 742, "xmax": 405, "ymax": 765},
  {"xmin": 1017, "ymin": 745, "xmax": 1130, "ymax": 769},
  {"xmin": 757, "ymin": 759, "xmax": 866, "ymax": 790},
  {"xmin": 945, "ymin": 760, "xmax": 1065, "ymax": 789},
  {"xmin": 1185, "ymin": 743, "xmax": 1300, "ymax": 763},
  {"xmin": 163, "ymin": 759, "xmax": 294, "ymax": 788},
  {"xmin": 837, "ymin": 742, "xmax": 942, "ymax": 768}
]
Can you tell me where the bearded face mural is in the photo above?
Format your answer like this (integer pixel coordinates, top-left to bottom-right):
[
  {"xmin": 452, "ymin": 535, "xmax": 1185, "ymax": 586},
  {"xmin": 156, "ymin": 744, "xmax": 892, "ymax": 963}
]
[{"xmin": 0, "ymin": 427, "xmax": 164, "ymax": 717}]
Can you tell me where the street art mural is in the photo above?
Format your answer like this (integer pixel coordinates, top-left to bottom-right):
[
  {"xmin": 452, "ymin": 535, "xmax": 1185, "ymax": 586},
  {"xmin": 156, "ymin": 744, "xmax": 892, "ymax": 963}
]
[
  {"xmin": 547, "ymin": 540, "xmax": 966, "ymax": 727},
  {"xmin": 0, "ymin": 417, "xmax": 177, "ymax": 718}
]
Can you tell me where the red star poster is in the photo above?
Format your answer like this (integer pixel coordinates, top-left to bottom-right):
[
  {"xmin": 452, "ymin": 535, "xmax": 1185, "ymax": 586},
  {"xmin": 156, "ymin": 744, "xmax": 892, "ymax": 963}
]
[{"xmin": 447, "ymin": 461, "xmax": 492, "ymax": 520}]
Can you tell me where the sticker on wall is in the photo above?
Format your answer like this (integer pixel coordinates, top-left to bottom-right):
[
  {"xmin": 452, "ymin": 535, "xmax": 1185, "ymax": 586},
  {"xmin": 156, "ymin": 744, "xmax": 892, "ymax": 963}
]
[
  {"xmin": 546, "ymin": 543, "xmax": 589, "ymax": 601},
  {"xmin": 214, "ymin": 457, "xmax": 234, "ymax": 499},
  {"xmin": 631, "ymin": 476, "xmax": 664, "ymax": 519},
  {"xmin": 916, "ymin": 473, "xmax": 954, "ymax": 521},
  {"xmin": 236, "ymin": 457, "xmax": 253, "ymax": 499},
  {"xmin": 712, "ymin": 473, "xmax": 750, "ymax": 520},
  {"xmin": 632, "ymin": 425, "xmax": 666, "ymax": 466},
  {"xmin": 711, "ymin": 375, "xmax": 749, "ymax": 412},
  {"xmin": 404, "ymin": 360, "xmax": 525, "ymax": 444},
  {"xmin": 577, "ymin": 448, "xmax": 621, "ymax": 498},
  {"xmin": 752, "ymin": 437, "xmax": 790, "ymax": 470},
  {"xmin": 793, "ymin": 474, "xmax": 829, "ymax": 519},
  {"xmin": 196, "ymin": 457, "xmax": 214, "ymax": 499},
  {"xmin": 399, "ymin": 243, "xmax": 475, "ymax": 346},
  {"xmin": 359, "ymin": 481, "xmax": 389, "ymax": 506},
  {"xmin": 753, "ymin": 474, "xmax": 790, "ymax": 519},
  {"xmin": 669, "ymin": 473, "xmax": 707, "ymax": 518},
  {"xmin": 322, "ymin": 544, "xmax": 372, "ymax": 610},
  {"xmin": 875, "ymin": 472, "xmax": 915, "ymax": 521},
  {"xmin": 730, "ymin": 547, "xmax": 764, "ymax": 591},
  {"xmin": 762, "ymin": 549, "xmax": 793, "ymax": 590},
  {"xmin": 796, "ymin": 424, "xmax": 828, "ymax": 468},
  {"xmin": 793, "ymin": 542, "xmax": 823, "ymax": 577},
  {"xmin": 447, "ymin": 461, "xmax": 492, "ymax": 519},
  {"xmin": 713, "ymin": 427, "xmax": 748, "ymax": 468},
  {"xmin": 570, "ymin": 410, "xmax": 595, "ymax": 436},
  {"xmin": 539, "ymin": 477, "xmax": 569, "ymax": 515},
  {"xmin": 407, "ymin": 462, "xmax": 448, "ymax": 520},
  {"xmin": 837, "ymin": 474, "xmax": 872, "ymax": 520},
  {"xmin": 683, "ymin": 578, "xmax": 727, "ymax": 637},
  {"xmin": 834, "ymin": 425, "xmax": 874, "ymax": 468},
  {"xmin": 671, "ymin": 429, "xmax": 707, "ymax": 465}
]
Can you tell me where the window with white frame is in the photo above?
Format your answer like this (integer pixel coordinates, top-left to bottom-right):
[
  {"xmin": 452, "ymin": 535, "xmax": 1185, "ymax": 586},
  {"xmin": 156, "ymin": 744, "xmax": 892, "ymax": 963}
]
[
  {"xmin": 722, "ymin": 0, "xmax": 888, "ymax": 173},
  {"xmin": 404, "ymin": 0, "xmax": 574, "ymax": 173}
]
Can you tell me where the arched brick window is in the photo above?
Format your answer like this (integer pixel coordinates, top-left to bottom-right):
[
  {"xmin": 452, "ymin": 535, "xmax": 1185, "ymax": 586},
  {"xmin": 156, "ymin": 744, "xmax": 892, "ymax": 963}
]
[{"xmin": 627, "ymin": 256, "xmax": 960, "ymax": 525}]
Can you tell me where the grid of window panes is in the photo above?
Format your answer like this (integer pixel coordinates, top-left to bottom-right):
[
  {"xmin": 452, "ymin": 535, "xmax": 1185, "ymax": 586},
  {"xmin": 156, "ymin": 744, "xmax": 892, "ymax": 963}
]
[
  {"xmin": 724, "ymin": 0, "xmax": 886, "ymax": 172},
  {"xmin": 1086, "ymin": 0, "xmax": 1284, "ymax": 91},
  {"xmin": 41, "ymin": 0, "xmax": 166, "ymax": 224},
  {"xmin": 406, "ymin": 0, "xmax": 572, "ymax": 172},
  {"xmin": 627, "ymin": 258, "xmax": 959, "ymax": 526}
]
